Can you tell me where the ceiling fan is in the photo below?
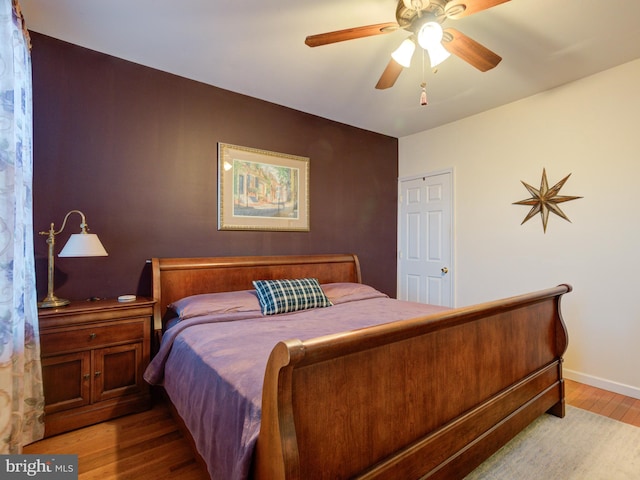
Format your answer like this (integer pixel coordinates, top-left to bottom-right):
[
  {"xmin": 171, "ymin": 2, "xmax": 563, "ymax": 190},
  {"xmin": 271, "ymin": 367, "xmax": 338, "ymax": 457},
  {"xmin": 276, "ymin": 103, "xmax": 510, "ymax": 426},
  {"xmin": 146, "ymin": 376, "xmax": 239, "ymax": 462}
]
[{"xmin": 305, "ymin": 0, "xmax": 508, "ymax": 90}]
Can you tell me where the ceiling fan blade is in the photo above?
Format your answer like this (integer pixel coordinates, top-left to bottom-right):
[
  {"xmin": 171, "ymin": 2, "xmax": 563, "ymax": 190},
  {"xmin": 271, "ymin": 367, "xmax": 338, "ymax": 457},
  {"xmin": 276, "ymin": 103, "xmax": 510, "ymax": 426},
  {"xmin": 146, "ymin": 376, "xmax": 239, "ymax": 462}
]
[
  {"xmin": 305, "ymin": 22, "xmax": 399, "ymax": 47},
  {"xmin": 442, "ymin": 28, "xmax": 502, "ymax": 72},
  {"xmin": 375, "ymin": 58, "xmax": 404, "ymax": 89},
  {"xmin": 444, "ymin": 0, "xmax": 510, "ymax": 19}
]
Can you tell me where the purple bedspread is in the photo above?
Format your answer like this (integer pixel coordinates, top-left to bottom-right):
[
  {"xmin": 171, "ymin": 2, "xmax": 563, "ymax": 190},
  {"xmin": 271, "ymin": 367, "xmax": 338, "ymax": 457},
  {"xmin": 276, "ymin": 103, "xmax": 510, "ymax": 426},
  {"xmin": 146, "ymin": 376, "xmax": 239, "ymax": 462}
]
[{"xmin": 144, "ymin": 285, "xmax": 448, "ymax": 480}]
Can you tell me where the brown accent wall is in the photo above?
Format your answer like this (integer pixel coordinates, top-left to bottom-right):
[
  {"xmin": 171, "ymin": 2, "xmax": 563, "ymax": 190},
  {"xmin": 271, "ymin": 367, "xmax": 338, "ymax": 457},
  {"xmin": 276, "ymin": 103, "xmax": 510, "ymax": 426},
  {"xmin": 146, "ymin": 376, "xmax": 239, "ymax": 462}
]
[{"xmin": 31, "ymin": 33, "xmax": 398, "ymax": 301}]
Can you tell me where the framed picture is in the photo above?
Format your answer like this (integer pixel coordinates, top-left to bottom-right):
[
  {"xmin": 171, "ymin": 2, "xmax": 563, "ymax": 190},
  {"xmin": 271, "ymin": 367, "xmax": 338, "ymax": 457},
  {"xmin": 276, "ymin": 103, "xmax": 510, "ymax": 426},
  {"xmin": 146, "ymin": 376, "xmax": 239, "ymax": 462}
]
[{"xmin": 218, "ymin": 143, "xmax": 310, "ymax": 231}]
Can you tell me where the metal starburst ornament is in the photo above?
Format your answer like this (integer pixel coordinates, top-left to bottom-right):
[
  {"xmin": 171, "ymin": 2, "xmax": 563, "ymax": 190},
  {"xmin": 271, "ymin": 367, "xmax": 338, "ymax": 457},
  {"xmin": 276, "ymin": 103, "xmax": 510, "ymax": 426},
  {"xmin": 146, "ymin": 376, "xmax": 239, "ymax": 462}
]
[{"xmin": 513, "ymin": 169, "xmax": 582, "ymax": 233}]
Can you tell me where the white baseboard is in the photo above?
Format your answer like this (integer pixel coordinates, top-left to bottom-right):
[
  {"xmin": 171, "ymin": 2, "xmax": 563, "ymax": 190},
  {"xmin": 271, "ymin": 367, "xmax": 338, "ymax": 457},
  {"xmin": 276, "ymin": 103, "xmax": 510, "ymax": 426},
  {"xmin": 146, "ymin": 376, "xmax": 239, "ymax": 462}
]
[{"xmin": 564, "ymin": 369, "xmax": 640, "ymax": 400}]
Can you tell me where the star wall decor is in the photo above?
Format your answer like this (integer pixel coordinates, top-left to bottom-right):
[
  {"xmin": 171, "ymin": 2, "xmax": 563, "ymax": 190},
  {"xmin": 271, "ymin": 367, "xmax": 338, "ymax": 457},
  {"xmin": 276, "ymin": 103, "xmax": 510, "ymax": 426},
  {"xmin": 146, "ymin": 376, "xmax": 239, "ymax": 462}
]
[{"xmin": 513, "ymin": 169, "xmax": 582, "ymax": 233}]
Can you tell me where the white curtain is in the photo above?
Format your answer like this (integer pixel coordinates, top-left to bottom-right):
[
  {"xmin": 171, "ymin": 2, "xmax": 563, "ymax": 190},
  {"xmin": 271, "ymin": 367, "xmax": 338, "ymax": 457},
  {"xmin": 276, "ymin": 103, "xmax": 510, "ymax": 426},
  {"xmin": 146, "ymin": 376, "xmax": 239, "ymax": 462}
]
[{"xmin": 0, "ymin": 0, "xmax": 45, "ymax": 451}]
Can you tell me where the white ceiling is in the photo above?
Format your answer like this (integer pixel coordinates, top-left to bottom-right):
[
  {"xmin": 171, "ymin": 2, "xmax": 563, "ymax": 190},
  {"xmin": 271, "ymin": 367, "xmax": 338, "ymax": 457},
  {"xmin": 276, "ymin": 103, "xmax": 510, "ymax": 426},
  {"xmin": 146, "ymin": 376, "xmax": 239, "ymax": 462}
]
[{"xmin": 19, "ymin": 0, "xmax": 640, "ymax": 138}]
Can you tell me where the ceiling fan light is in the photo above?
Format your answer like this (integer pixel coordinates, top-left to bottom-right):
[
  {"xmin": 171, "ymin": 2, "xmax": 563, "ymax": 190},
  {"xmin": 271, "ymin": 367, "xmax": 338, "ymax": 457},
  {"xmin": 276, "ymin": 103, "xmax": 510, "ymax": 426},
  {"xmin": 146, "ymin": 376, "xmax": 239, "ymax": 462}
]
[
  {"xmin": 417, "ymin": 21, "xmax": 444, "ymax": 49},
  {"xmin": 391, "ymin": 39, "xmax": 416, "ymax": 68},
  {"xmin": 426, "ymin": 42, "xmax": 451, "ymax": 67}
]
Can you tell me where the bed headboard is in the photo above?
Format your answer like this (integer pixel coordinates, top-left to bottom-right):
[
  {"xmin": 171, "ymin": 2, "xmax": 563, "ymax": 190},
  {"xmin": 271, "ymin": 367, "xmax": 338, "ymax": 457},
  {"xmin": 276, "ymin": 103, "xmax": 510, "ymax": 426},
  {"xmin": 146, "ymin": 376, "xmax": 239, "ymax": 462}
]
[{"xmin": 150, "ymin": 254, "xmax": 362, "ymax": 331}]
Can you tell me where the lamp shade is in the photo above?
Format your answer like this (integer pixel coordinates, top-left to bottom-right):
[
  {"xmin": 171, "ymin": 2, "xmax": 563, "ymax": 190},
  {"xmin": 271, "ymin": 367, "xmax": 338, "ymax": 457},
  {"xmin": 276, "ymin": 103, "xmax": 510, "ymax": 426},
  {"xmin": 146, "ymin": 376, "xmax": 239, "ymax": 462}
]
[
  {"xmin": 59, "ymin": 233, "xmax": 108, "ymax": 257},
  {"xmin": 417, "ymin": 22, "xmax": 443, "ymax": 49},
  {"xmin": 426, "ymin": 42, "xmax": 451, "ymax": 67},
  {"xmin": 391, "ymin": 38, "xmax": 416, "ymax": 68},
  {"xmin": 417, "ymin": 22, "xmax": 450, "ymax": 67}
]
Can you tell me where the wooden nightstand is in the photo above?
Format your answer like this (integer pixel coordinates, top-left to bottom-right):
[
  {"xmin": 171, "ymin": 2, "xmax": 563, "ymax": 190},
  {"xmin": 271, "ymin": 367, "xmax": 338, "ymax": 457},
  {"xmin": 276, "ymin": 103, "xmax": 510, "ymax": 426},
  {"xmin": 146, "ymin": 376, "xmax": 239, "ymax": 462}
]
[{"xmin": 38, "ymin": 297, "xmax": 155, "ymax": 437}]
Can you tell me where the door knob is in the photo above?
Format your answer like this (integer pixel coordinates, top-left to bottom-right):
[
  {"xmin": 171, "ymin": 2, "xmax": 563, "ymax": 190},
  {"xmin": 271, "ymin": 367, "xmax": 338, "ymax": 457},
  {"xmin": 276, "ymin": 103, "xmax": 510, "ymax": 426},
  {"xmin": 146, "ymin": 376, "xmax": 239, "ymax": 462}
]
[{"xmin": 441, "ymin": 267, "xmax": 449, "ymax": 274}]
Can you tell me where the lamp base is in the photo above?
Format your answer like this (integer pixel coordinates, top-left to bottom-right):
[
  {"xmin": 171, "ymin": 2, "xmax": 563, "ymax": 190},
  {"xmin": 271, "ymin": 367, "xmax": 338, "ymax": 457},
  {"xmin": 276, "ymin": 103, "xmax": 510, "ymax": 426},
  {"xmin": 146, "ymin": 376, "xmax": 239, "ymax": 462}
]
[{"xmin": 38, "ymin": 296, "xmax": 70, "ymax": 309}]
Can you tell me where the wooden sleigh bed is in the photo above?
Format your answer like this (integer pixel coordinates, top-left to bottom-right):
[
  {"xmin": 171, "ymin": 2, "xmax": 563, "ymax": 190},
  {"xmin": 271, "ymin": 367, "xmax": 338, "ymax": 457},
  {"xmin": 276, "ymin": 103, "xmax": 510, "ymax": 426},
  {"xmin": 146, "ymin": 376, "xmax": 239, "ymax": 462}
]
[{"xmin": 145, "ymin": 254, "xmax": 571, "ymax": 480}]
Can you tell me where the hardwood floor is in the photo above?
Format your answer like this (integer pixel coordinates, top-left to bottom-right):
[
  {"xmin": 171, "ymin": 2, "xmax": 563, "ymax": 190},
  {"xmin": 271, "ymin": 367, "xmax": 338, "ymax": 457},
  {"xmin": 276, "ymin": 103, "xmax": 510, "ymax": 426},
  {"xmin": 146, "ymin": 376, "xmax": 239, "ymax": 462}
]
[
  {"xmin": 24, "ymin": 398, "xmax": 210, "ymax": 480},
  {"xmin": 565, "ymin": 378, "xmax": 640, "ymax": 427},
  {"xmin": 24, "ymin": 380, "xmax": 640, "ymax": 479}
]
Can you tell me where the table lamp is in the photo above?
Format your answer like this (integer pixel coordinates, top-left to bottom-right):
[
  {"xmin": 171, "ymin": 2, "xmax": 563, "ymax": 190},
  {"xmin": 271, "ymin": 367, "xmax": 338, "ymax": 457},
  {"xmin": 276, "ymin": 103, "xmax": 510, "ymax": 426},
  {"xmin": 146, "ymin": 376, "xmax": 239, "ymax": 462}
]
[{"xmin": 38, "ymin": 210, "xmax": 108, "ymax": 308}]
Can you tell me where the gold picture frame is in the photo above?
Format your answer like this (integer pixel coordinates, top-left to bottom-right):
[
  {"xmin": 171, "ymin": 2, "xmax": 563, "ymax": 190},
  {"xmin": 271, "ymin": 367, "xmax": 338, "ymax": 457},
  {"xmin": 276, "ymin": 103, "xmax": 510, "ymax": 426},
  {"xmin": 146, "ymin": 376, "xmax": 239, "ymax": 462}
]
[{"xmin": 218, "ymin": 143, "xmax": 310, "ymax": 231}]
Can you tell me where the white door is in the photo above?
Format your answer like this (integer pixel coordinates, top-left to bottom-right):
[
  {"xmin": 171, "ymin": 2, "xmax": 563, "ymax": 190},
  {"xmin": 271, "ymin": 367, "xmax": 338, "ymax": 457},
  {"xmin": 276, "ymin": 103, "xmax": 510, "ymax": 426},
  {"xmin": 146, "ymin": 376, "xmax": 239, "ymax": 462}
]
[{"xmin": 397, "ymin": 171, "xmax": 453, "ymax": 306}]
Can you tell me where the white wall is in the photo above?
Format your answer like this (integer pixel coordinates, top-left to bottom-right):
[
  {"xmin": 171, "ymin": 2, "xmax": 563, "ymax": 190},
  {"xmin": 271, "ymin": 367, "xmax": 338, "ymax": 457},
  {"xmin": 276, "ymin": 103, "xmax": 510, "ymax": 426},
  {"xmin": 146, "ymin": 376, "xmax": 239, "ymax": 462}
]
[{"xmin": 399, "ymin": 59, "xmax": 640, "ymax": 399}]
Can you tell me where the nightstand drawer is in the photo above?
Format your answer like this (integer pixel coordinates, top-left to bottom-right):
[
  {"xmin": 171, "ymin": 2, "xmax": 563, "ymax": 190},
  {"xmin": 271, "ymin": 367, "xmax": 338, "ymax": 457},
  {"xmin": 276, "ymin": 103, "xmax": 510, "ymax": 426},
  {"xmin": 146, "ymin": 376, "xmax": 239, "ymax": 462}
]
[{"xmin": 41, "ymin": 320, "xmax": 146, "ymax": 356}]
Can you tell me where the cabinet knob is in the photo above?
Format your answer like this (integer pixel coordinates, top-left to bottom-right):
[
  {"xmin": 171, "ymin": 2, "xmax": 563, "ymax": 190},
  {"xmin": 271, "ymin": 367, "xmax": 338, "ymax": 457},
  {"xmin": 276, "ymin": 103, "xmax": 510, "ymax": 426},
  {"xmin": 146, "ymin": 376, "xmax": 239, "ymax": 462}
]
[
  {"xmin": 94, "ymin": 371, "xmax": 101, "ymax": 377},
  {"xmin": 83, "ymin": 374, "xmax": 90, "ymax": 380},
  {"xmin": 89, "ymin": 333, "xmax": 97, "ymax": 340}
]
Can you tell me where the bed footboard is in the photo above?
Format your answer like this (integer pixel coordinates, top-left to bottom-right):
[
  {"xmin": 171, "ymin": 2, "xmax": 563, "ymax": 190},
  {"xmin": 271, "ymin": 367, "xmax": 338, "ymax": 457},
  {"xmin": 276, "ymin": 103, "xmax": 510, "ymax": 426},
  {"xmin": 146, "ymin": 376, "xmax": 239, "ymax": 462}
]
[{"xmin": 254, "ymin": 284, "xmax": 571, "ymax": 480}]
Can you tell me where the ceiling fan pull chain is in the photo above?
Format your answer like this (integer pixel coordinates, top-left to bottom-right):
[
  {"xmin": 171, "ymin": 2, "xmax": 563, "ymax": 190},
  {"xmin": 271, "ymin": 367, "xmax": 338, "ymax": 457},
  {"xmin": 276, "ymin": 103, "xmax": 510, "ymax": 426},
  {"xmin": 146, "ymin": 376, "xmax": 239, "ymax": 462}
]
[{"xmin": 420, "ymin": 49, "xmax": 428, "ymax": 106}]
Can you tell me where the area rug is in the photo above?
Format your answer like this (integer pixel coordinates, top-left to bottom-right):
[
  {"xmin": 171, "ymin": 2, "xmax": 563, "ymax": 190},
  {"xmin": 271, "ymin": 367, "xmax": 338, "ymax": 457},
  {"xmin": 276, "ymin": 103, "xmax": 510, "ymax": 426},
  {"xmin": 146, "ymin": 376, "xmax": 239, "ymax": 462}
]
[{"xmin": 464, "ymin": 406, "xmax": 640, "ymax": 479}]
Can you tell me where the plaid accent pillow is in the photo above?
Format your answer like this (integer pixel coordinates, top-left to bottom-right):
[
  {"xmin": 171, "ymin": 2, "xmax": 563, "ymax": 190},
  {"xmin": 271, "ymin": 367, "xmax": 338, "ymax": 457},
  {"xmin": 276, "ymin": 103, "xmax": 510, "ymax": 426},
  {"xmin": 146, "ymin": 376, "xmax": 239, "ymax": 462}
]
[{"xmin": 252, "ymin": 278, "xmax": 333, "ymax": 315}]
